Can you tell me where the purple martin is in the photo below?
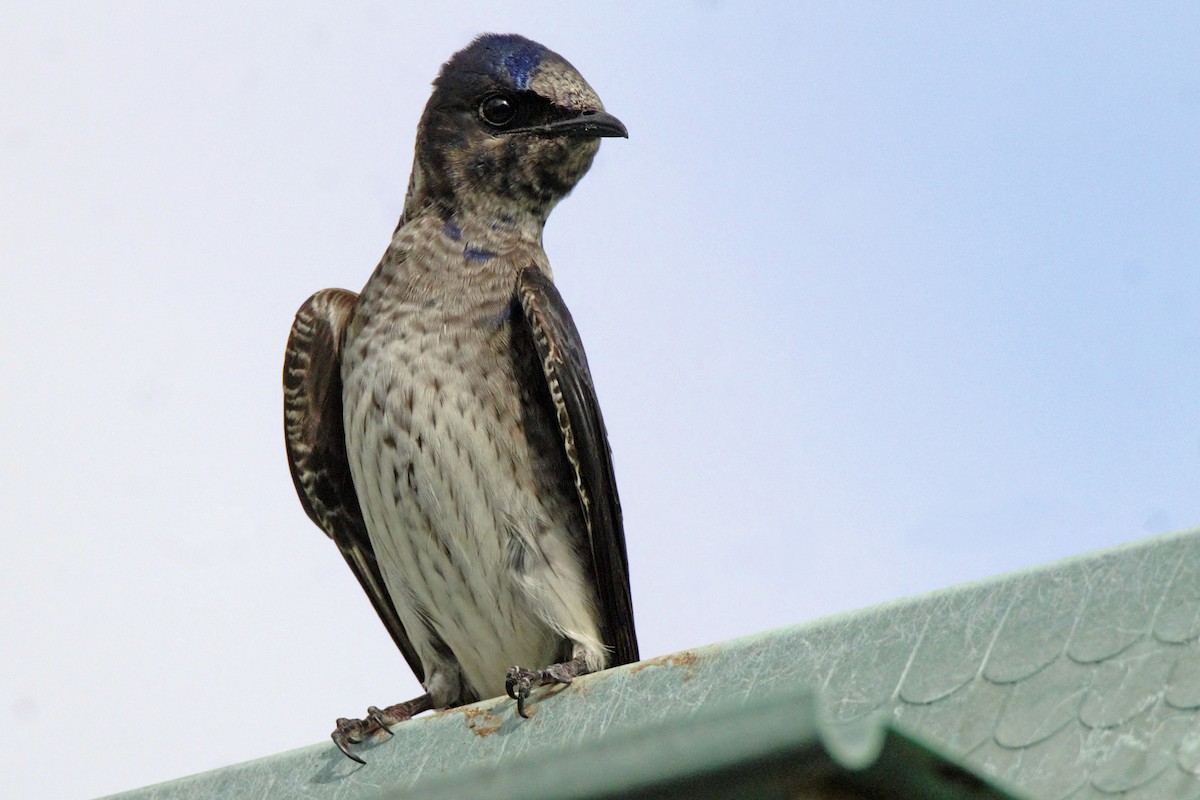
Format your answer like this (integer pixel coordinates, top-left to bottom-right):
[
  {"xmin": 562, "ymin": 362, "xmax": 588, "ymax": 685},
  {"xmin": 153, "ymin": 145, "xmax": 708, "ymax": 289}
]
[{"xmin": 283, "ymin": 34, "xmax": 638, "ymax": 763}]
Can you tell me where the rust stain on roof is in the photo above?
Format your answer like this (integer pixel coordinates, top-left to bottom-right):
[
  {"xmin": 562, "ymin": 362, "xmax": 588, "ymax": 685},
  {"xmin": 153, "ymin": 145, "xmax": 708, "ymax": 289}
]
[
  {"xmin": 630, "ymin": 650, "xmax": 699, "ymax": 680},
  {"xmin": 461, "ymin": 706, "xmax": 503, "ymax": 737}
]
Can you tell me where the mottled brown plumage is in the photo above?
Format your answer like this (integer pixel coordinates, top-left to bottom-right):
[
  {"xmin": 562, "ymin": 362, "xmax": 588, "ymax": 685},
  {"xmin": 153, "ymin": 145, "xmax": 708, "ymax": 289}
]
[{"xmin": 283, "ymin": 33, "xmax": 636, "ymax": 762}]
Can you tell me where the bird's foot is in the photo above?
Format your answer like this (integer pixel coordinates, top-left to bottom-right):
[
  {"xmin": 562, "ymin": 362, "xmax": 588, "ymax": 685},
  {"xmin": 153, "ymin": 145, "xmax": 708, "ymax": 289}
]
[
  {"xmin": 505, "ymin": 654, "xmax": 590, "ymax": 718},
  {"xmin": 331, "ymin": 693, "xmax": 433, "ymax": 764}
]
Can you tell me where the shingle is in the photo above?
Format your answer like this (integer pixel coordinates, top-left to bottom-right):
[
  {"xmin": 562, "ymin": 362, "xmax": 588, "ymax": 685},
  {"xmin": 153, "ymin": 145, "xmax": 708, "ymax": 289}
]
[
  {"xmin": 1087, "ymin": 706, "xmax": 1193, "ymax": 792},
  {"xmin": 1078, "ymin": 638, "xmax": 1175, "ymax": 729},
  {"xmin": 1068, "ymin": 540, "xmax": 1188, "ymax": 664},
  {"xmin": 892, "ymin": 676, "xmax": 1008, "ymax": 754},
  {"xmin": 1164, "ymin": 643, "xmax": 1200, "ymax": 710},
  {"xmin": 1154, "ymin": 536, "xmax": 1200, "ymax": 644},
  {"xmin": 898, "ymin": 584, "xmax": 1012, "ymax": 704},
  {"xmin": 994, "ymin": 655, "xmax": 1091, "ymax": 748},
  {"xmin": 1175, "ymin": 717, "xmax": 1200, "ymax": 776},
  {"xmin": 985, "ymin": 569, "xmax": 1086, "ymax": 684},
  {"xmin": 969, "ymin": 725, "xmax": 1088, "ymax": 800},
  {"xmin": 1004, "ymin": 724, "xmax": 1089, "ymax": 800},
  {"xmin": 1125, "ymin": 767, "xmax": 1200, "ymax": 800},
  {"xmin": 809, "ymin": 601, "xmax": 932, "ymax": 722}
]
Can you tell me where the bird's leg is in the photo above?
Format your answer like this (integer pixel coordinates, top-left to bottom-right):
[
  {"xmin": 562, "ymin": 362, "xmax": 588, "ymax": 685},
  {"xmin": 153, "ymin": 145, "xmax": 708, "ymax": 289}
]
[
  {"xmin": 505, "ymin": 654, "xmax": 591, "ymax": 718},
  {"xmin": 331, "ymin": 692, "xmax": 434, "ymax": 764}
]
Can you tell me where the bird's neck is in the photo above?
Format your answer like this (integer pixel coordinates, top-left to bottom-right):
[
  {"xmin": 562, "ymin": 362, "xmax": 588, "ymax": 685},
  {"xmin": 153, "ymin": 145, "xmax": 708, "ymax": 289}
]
[
  {"xmin": 399, "ymin": 156, "xmax": 557, "ymax": 246},
  {"xmin": 404, "ymin": 197, "xmax": 550, "ymax": 253}
]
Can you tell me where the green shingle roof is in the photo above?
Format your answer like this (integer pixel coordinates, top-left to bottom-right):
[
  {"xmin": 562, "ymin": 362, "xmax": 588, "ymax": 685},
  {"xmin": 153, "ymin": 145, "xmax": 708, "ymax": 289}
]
[
  {"xmin": 105, "ymin": 526, "xmax": 1200, "ymax": 799},
  {"xmin": 809, "ymin": 525, "xmax": 1200, "ymax": 798}
]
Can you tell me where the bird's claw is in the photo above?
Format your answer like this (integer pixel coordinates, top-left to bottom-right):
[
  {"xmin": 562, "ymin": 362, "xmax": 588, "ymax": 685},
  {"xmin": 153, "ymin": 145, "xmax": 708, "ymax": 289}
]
[
  {"xmin": 505, "ymin": 658, "xmax": 585, "ymax": 718},
  {"xmin": 505, "ymin": 667, "xmax": 535, "ymax": 718},
  {"xmin": 366, "ymin": 706, "xmax": 394, "ymax": 737},
  {"xmin": 329, "ymin": 693, "xmax": 434, "ymax": 764},
  {"xmin": 331, "ymin": 717, "xmax": 369, "ymax": 765}
]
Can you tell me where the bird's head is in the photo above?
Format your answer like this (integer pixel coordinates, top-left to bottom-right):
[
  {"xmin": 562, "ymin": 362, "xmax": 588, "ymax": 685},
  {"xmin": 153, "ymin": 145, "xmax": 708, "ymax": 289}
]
[{"xmin": 406, "ymin": 34, "xmax": 626, "ymax": 233}]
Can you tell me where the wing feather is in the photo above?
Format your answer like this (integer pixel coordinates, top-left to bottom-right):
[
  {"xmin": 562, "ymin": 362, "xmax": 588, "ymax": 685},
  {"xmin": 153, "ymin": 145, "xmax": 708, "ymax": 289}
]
[
  {"xmin": 516, "ymin": 268, "xmax": 639, "ymax": 666},
  {"xmin": 283, "ymin": 288, "xmax": 423, "ymax": 681}
]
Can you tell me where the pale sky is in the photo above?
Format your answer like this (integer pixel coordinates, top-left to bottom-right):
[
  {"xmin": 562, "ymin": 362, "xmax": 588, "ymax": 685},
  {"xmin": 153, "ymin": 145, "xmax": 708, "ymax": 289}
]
[{"xmin": 2, "ymin": 3, "xmax": 1198, "ymax": 798}]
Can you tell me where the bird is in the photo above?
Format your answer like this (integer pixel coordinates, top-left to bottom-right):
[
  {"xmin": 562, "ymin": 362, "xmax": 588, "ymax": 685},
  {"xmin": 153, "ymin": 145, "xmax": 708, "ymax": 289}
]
[{"xmin": 282, "ymin": 33, "xmax": 638, "ymax": 764}]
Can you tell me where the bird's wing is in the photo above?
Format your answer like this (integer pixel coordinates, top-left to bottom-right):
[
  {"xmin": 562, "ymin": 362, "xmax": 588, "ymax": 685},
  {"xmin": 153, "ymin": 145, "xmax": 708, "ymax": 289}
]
[
  {"xmin": 283, "ymin": 288, "xmax": 424, "ymax": 681},
  {"xmin": 516, "ymin": 267, "xmax": 639, "ymax": 665}
]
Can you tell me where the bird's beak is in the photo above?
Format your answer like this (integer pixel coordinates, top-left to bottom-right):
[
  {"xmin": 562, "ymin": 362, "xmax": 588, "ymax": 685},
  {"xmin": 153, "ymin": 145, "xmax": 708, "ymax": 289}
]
[{"xmin": 513, "ymin": 110, "xmax": 629, "ymax": 139}]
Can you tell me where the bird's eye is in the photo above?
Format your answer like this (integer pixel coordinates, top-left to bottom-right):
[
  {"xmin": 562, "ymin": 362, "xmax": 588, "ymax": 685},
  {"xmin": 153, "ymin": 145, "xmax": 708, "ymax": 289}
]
[{"xmin": 479, "ymin": 95, "xmax": 517, "ymax": 127}]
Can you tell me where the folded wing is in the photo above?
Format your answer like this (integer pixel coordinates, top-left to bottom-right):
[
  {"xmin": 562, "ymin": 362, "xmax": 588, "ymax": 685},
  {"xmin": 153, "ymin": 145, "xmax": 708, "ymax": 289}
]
[{"xmin": 283, "ymin": 288, "xmax": 423, "ymax": 681}]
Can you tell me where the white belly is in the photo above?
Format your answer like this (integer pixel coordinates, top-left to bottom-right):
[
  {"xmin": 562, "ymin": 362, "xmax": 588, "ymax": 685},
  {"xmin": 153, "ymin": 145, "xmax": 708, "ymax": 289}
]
[{"xmin": 342, "ymin": 329, "xmax": 603, "ymax": 703}]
